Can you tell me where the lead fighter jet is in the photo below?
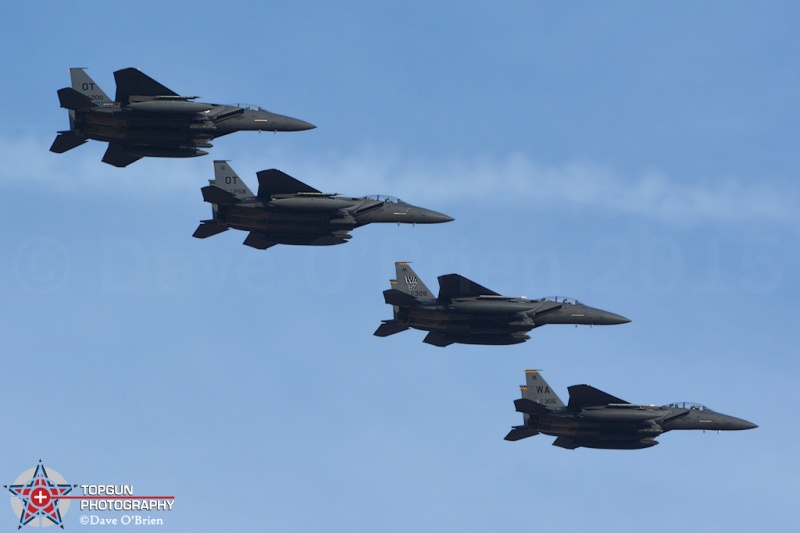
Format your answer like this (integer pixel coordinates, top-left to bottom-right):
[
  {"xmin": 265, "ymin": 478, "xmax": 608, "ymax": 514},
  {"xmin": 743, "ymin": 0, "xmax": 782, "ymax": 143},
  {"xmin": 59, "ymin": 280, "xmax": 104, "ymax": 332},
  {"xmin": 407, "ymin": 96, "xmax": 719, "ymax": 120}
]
[
  {"xmin": 505, "ymin": 370, "xmax": 757, "ymax": 449},
  {"xmin": 374, "ymin": 262, "xmax": 630, "ymax": 347},
  {"xmin": 50, "ymin": 68, "xmax": 315, "ymax": 167},
  {"xmin": 193, "ymin": 161, "xmax": 453, "ymax": 250}
]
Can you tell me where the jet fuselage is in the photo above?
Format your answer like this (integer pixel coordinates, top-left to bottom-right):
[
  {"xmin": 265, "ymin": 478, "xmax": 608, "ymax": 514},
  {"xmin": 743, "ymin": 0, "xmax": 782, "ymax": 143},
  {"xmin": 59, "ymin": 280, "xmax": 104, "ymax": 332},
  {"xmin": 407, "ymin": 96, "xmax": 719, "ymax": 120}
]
[
  {"xmin": 194, "ymin": 163, "xmax": 453, "ymax": 250},
  {"xmin": 375, "ymin": 264, "xmax": 631, "ymax": 347},
  {"xmin": 71, "ymin": 103, "xmax": 312, "ymax": 152},
  {"xmin": 210, "ymin": 196, "xmax": 452, "ymax": 246},
  {"xmin": 393, "ymin": 297, "xmax": 629, "ymax": 341},
  {"xmin": 527, "ymin": 405, "xmax": 757, "ymax": 449},
  {"xmin": 507, "ymin": 372, "xmax": 758, "ymax": 450},
  {"xmin": 51, "ymin": 68, "xmax": 315, "ymax": 166}
]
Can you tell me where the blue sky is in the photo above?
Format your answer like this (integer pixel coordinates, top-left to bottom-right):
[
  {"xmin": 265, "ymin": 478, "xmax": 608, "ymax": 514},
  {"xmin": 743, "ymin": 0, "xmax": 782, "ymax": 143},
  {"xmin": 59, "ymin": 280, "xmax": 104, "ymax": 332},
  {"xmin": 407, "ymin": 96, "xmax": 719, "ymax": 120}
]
[{"xmin": 2, "ymin": 2, "xmax": 798, "ymax": 531}]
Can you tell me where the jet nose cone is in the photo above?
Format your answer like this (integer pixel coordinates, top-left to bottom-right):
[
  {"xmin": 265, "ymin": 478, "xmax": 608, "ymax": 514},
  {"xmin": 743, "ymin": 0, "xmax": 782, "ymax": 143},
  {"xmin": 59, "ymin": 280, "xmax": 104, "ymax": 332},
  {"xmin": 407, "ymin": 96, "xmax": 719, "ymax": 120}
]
[
  {"xmin": 426, "ymin": 211, "xmax": 455, "ymax": 223},
  {"xmin": 407, "ymin": 207, "xmax": 454, "ymax": 224},
  {"xmin": 614, "ymin": 314, "xmax": 632, "ymax": 325},
  {"xmin": 263, "ymin": 112, "xmax": 316, "ymax": 131},
  {"xmin": 732, "ymin": 418, "xmax": 758, "ymax": 430},
  {"xmin": 292, "ymin": 118, "xmax": 316, "ymax": 131},
  {"xmin": 280, "ymin": 116, "xmax": 316, "ymax": 131},
  {"xmin": 593, "ymin": 310, "xmax": 631, "ymax": 325}
]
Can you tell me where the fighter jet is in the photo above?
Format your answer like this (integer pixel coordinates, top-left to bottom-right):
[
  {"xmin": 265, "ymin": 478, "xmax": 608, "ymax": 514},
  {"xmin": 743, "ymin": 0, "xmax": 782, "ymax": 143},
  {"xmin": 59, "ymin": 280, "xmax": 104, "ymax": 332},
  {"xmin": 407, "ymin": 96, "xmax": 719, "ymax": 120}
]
[
  {"xmin": 374, "ymin": 262, "xmax": 630, "ymax": 347},
  {"xmin": 505, "ymin": 370, "xmax": 757, "ymax": 449},
  {"xmin": 50, "ymin": 68, "xmax": 315, "ymax": 167},
  {"xmin": 193, "ymin": 161, "xmax": 453, "ymax": 250}
]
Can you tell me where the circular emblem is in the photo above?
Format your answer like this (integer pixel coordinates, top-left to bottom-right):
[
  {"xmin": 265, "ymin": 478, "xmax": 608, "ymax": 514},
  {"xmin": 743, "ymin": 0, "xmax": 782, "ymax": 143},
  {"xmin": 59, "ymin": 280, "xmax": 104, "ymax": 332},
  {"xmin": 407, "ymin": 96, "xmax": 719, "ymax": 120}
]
[{"xmin": 6, "ymin": 462, "xmax": 75, "ymax": 528}]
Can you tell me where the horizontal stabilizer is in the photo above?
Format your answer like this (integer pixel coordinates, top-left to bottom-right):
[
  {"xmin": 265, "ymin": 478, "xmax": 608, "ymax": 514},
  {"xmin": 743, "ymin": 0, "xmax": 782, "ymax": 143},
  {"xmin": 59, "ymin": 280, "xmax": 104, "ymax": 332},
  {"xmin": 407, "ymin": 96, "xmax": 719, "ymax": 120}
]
[
  {"xmin": 243, "ymin": 232, "xmax": 277, "ymax": 250},
  {"xmin": 192, "ymin": 223, "xmax": 228, "ymax": 239},
  {"xmin": 567, "ymin": 384, "xmax": 628, "ymax": 410},
  {"xmin": 256, "ymin": 169, "xmax": 321, "ymax": 198},
  {"xmin": 514, "ymin": 398, "xmax": 552, "ymax": 416},
  {"xmin": 383, "ymin": 288, "xmax": 420, "ymax": 307},
  {"xmin": 49, "ymin": 132, "xmax": 87, "ymax": 153},
  {"xmin": 114, "ymin": 68, "xmax": 178, "ymax": 105},
  {"xmin": 57, "ymin": 87, "xmax": 97, "ymax": 110},
  {"xmin": 373, "ymin": 321, "xmax": 410, "ymax": 337},
  {"xmin": 504, "ymin": 427, "xmax": 540, "ymax": 442},
  {"xmin": 201, "ymin": 185, "xmax": 240, "ymax": 205},
  {"xmin": 102, "ymin": 143, "xmax": 143, "ymax": 167},
  {"xmin": 423, "ymin": 332, "xmax": 454, "ymax": 347},
  {"xmin": 437, "ymin": 273, "xmax": 499, "ymax": 303}
]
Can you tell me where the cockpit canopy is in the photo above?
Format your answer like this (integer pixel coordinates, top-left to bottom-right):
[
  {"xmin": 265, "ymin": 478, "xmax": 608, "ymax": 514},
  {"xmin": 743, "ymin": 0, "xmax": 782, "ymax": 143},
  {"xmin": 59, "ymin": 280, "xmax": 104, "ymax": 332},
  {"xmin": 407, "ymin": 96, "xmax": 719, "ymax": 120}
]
[
  {"xmin": 229, "ymin": 103, "xmax": 264, "ymax": 111},
  {"xmin": 540, "ymin": 296, "xmax": 582, "ymax": 305},
  {"xmin": 663, "ymin": 402, "xmax": 710, "ymax": 411},
  {"xmin": 362, "ymin": 195, "xmax": 403, "ymax": 204},
  {"xmin": 501, "ymin": 296, "xmax": 582, "ymax": 304}
]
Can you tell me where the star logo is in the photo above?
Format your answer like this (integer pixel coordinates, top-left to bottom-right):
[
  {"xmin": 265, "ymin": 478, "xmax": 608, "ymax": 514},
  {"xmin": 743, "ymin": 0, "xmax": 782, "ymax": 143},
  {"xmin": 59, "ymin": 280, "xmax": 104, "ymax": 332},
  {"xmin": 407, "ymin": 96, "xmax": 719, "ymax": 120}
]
[{"xmin": 5, "ymin": 461, "xmax": 76, "ymax": 529}]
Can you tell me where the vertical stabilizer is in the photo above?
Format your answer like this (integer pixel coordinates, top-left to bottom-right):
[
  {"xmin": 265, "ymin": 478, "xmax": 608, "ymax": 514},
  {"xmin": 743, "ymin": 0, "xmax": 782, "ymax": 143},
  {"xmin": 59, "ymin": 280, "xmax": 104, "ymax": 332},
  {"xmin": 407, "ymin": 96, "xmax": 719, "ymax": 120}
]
[
  {"xmin": 70, "ymin": 68, "xmax": 111, "ymax": 104},
  {"xmin": 523, "ymin": 370, "xmax": 565, "ymax": 409},
  {"xmin": 389, "ymin": 280, "xmax": 401, "ymax": 318},
  {"xmin": 393, "ymin": 262, "xmax": 435, "ymax": 301},
  {"xmin": 212, "ymin": 161, "xmax": 255, "ymax": 199},
  {"xmin": 505, "ymin": 373, "xmax": 550, "ymax": 442},
  {"xmin": 518, "ymin": 384, "xmax": 531, "ymax": 426}
]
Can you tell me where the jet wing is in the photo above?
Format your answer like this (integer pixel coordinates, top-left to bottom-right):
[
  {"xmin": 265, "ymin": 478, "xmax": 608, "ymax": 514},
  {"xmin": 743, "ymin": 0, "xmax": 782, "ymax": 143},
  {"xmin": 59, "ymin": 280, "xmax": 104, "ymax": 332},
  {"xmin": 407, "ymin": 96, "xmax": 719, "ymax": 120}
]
[
  {"xmin": 422, "ymin": 332, "xmax": 455, "ymax": 347},
  {"xmin": 552, "ymin": 437, "xmax": 580, "ymax": 449},
  {"xmin": 243, "ymin": 232, "xmax": 278, "ymax": 250},
  {"xmin": 436, "ymin": 273, "xmax": 499, "ymax": 303},
  {"xmin": 114, "ymin": 68, "xmax": 178, "ymax": 105},
  {"xmin": 255, "ymin": 169, "xmax": 321, "ymax": 199},
  {"xmin": 102, "ymin": 143, "xmax": 143, "ymax": 168},
  {"xmin": 567, "ymin": 384, "xmax": 628, "ymax": 410}
]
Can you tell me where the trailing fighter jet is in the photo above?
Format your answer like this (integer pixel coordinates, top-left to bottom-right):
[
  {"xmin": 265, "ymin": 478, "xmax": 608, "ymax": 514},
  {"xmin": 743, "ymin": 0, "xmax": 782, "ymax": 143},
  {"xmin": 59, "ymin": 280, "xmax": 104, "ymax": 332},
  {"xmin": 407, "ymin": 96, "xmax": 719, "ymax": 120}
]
[
  {"xmin": 505, "ymin": 370, "xmax": 757, "ymax": 450},
  {"xmin": 50, "ymin": 68, "xmax": 315, "ymax": 167},
  {"xmin": 374, "ymin": 262, "xmax": 629, "ymax": 347},
  {"xmin": 193, "ymin": 161, "xmax": 453, "ymax": 250}
]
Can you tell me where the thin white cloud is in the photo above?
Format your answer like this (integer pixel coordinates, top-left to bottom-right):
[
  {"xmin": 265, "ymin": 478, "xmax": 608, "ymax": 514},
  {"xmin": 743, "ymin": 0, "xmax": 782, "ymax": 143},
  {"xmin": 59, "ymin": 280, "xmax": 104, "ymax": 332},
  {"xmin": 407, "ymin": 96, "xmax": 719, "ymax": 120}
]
[
  {"xmin": 0, "ymin": 136, "xmax": 204, "ymax": 197},
  {"xmin": 284, "ymin": 149, "xmax": 797, "ymax": 227},
  {"xmin": 2, "ymin": 136, "xmax": 796, "ymax": 228}
]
